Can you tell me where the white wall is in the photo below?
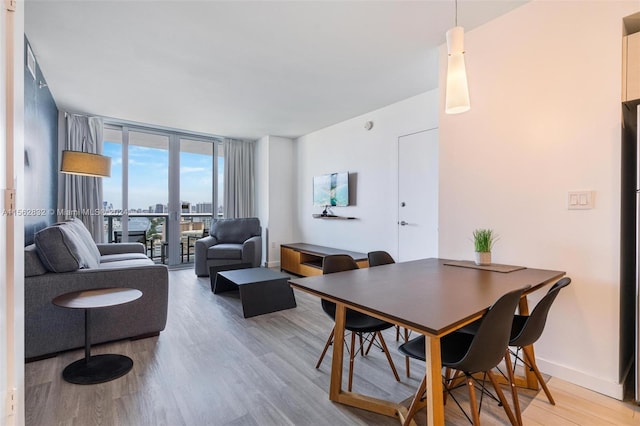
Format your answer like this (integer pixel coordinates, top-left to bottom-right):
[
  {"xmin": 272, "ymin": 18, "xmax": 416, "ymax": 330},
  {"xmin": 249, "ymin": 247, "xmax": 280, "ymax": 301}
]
[
  {"xmin": 267, "ymin": 136, "xmax": 294, "ymax": 265},
  {"xmin": 255, "ymin": 135, "xmax": 295, "ymax": 267},
  {"xmin": 294, "ymin": 90, "xmax": 438, "ymax": 257},
  {"xmin": 438, "ymin": 0, "xmax": 639, "ymax": 399},
  {"xmin": 1, "ymin": 2, "xmax": 25, "ymax": 425}
]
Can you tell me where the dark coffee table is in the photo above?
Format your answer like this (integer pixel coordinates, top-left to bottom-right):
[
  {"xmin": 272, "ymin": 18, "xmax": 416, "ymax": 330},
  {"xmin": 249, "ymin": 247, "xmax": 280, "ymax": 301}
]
[
  {"xmin": 52, "ymin": 287, "xmax": 142, "ymax": 384},
  {"xmin": 212, "ymin": 267, "xmax": 296, "ymax": 318}
]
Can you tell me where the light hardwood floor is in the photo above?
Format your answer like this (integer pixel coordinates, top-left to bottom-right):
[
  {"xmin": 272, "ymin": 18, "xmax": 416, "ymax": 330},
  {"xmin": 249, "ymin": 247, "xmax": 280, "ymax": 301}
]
[{"xmin": 25, "ymin": 268, "xmax": 640, "ymax": 425}]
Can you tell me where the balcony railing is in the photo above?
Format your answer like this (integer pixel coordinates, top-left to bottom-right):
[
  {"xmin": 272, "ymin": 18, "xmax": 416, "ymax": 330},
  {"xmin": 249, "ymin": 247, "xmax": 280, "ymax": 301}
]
[{"xmin": 104, "ymin": 212, "xmax": 216, "ymax": 264}]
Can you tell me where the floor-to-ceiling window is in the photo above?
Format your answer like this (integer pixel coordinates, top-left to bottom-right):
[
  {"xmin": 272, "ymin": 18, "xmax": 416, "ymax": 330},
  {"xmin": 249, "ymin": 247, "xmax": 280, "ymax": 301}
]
[{"xmin": 102, "ymin": 124, "xmax": 223, "ymax": 266}]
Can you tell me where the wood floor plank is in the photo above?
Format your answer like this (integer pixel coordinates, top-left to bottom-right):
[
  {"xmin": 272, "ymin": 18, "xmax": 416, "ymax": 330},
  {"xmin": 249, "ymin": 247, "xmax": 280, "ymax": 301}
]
[{"xmin": 25, "ymin": 268, "xmax": 640, "ymax": 426}]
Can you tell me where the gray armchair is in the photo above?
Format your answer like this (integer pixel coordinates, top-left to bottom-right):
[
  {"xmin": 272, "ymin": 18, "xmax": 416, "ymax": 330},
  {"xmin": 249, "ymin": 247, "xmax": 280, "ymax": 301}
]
[{"xmin": 194, "ymin": 217, "xmax": 262, "ymax": 277}]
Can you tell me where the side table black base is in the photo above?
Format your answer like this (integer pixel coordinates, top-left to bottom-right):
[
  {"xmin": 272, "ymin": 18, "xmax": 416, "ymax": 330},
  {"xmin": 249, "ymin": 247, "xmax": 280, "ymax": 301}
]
[{"xmin": 62, "ymin": 354, "xmax": 133, "ymax": 385}]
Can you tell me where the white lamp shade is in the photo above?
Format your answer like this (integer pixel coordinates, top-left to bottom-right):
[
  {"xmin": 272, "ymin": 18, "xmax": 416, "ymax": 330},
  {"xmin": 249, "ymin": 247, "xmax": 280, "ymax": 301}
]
[
  {"xmin": 445, "ymin": 26, "xmax": 471, "ymax": 114},
  {"xmin": 60, "ymin": 150, "xmax": 111, "ymax": 177},
  {"xmin": 446, "ymin": 26, "xmax": 465, "ymax": 55}
]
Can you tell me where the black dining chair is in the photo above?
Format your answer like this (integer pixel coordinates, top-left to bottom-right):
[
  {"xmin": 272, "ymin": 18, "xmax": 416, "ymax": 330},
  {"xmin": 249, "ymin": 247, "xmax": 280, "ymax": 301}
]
[
  {"xmin": 506, "ymin": 277, "xmax": 571, "ymax": 425},
  {"xmin": 458, "ymin": 277, "xmax": 571, "ymax": 426},
  {"xmin": 367, "ymin": 250, "xmax": 395, "ymax": 266},
  {"xmin": 316, "ymin": 254, "xmax": 400, "ymax": 391},
  {"xmin": 367, "ymin": 250, "xmax": 411, "ymax": 377},
  {"xmin": 398, "ymin": 287, "xmax": 525, "ymax": 426}
]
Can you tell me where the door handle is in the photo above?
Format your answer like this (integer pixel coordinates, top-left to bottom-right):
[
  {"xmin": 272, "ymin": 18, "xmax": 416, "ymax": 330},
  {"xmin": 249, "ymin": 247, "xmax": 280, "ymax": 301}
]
[{"xmin": 400, "ymin": 221, "xmax": 408, "ymax": 226}]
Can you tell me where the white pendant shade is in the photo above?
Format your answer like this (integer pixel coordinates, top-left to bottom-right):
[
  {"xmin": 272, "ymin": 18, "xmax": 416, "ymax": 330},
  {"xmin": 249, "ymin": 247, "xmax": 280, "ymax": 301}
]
[
  {"xmin": 445, "ymin": 26, "xmax": 470, "ymax": 114},
  {"xmin": 60, "ymin": 150, "xmax": 111, "ymax": 177}
]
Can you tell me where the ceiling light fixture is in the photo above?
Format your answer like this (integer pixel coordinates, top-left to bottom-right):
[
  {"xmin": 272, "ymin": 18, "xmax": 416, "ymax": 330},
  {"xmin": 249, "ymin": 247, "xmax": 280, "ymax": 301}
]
[
  {"xmin": 445, "ymin": 0, "xmax": 470, "ymax": 114},
  {"xmin": 60, "ymin": 150, "xmax": 111, "ymax": 177}
]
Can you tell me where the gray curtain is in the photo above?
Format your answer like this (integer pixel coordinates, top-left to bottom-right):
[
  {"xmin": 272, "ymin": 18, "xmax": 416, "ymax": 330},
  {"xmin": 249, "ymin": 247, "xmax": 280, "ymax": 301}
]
[
  {"xmin": 62, "ymin": 114, "xmax": 105, "ymax": 242},
  {"xmin": 223, "ymin": 138, "xmax": 255, "ymax": 218}
]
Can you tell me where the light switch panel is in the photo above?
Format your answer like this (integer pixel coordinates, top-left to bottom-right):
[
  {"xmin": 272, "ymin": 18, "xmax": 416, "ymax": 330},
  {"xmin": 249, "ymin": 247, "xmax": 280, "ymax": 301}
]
[{"xmin": 568, "ymin": 190, "xmax": 595, "ymax": 210}]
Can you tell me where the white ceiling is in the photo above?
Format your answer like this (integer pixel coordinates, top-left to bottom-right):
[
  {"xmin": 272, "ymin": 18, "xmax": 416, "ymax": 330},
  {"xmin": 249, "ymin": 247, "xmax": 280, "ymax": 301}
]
[{"xmin": 25, "ymin": 0, "xmax": 527, "ymax": 140}]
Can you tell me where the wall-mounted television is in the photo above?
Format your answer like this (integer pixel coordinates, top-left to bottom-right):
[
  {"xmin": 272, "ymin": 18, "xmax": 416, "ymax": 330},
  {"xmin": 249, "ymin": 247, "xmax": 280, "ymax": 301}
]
[{"xmin": 313, "ymin": 172, "xmax": 349, "ymax": 207}]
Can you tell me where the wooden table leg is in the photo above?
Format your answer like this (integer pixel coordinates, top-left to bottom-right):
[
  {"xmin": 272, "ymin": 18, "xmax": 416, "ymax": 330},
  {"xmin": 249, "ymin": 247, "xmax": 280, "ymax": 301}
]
[
  {"xmin": 329, "ymin": 302, "xmax": 346, "ymax": 401},
  {"xmin": 425, "ymin": 335, "xmax": 444, "ymax": 426},
  {"xmin": 326, "ymin": 302, "xmax": 416, "ymax": 422},
  {"xmin": 518, "ymin": 297, "xmax": 539, "ymax": 390}
]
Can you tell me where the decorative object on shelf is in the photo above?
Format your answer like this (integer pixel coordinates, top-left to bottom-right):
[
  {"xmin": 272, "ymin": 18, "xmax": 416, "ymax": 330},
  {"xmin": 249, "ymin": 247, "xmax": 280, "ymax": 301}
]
[
  {"xmin": 445, "ymin": 0, "xmax": 470, "ymax": 114},
  {"xmin": 321, "ymin": 205, "xmax": 336, "ymax": 217},
  {"xmin": 472, "ymin": 228, "xmax": 497, "ymax": 265}
]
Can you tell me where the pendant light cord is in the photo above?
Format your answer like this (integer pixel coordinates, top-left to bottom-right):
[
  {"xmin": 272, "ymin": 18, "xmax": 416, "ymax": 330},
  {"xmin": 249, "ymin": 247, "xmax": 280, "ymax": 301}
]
[{"xmin": 455, "ymin": 0, "xmax": 458, "ymax": 27}]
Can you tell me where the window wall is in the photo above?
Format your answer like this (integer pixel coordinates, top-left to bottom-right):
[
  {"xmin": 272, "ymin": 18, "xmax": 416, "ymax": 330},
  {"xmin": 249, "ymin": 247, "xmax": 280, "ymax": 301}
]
[{"xmin": 102, "ymin": 124, "xmax": 222, "ymax": 266}]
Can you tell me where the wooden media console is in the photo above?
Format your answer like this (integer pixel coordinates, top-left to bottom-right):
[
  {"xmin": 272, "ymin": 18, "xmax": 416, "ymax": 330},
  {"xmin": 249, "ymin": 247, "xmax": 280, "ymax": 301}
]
[{"xmin": 280, "ymin": 243, "xmax": 369, "ymax": 277}]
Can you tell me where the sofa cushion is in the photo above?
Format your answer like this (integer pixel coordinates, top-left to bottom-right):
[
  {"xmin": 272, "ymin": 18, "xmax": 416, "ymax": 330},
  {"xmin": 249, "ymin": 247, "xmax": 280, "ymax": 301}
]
[
  {"xmin": 207, "ymin": 243, "xmax": 243, "ymax": 260},
  {"xmin": 210, "ymin": 218, "xmax": 261, "ymax": 244},
  {"xmin": 97, "ymin": 242, "xmax": 146, "ymax": 256},
  {"xmin": 34, "ymin": 224, "xmax": 100, "ymax": 272},
  {"xmin": 66, "ymin": 218, "xmax": 102, "ymax": 264},
  {"xmin": 95, "ymin": 258, "xmax": 155, "ymax": 269},
  {"xmin": 24, "ymin": 244, "xmax": 47, "ymax": 277},
  {"xmin": 100, "ymin": 253, "xmax": 149, "ymax": 263}
]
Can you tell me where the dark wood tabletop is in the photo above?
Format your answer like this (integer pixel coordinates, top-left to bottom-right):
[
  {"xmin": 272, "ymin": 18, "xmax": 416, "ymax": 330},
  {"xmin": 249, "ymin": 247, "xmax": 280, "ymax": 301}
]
[{"xmin": 288, "ymin": 257, "xmax": 565, "ymax": 336}]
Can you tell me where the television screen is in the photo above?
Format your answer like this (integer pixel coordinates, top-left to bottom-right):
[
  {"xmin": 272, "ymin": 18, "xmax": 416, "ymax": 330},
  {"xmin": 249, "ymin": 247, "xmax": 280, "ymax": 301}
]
[{"xmin": 313, "ymin": 172, "xmax": 349, "ymax": 206}]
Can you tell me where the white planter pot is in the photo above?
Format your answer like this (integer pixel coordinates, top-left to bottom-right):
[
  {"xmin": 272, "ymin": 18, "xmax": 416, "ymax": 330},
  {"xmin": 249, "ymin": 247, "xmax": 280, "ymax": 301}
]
[{"xmin": 475, "ymin": 251, "xmax": 491, "ymax": 266}]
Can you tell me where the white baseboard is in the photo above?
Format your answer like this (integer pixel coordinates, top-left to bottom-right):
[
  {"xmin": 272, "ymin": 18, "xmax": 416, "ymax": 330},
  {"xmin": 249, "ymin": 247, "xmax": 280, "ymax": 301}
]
[
  {"xmin": 536, "ymin": 357, "xmax": 624, "ymax": 400},
  {"xmin": 265, "ymin": 260, "xmax": 281, "ymax": 269}
]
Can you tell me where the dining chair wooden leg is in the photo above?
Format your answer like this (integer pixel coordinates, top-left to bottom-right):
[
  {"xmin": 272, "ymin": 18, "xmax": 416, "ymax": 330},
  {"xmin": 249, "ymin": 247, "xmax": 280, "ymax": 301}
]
[
  {"xmin": 359, "ymin": 333, "xmax": 365, "ymax": 356},
  {"xmin": 376, "ymin": 331, "xmax": 400, "ymax": 382},
  {"xmin": 503, "ymin": 350, "xmax": 523, "ymax": 426},
  {"xmin": 364, "ymin": 332, "xmax": 375, "ymax": 355},
  {"xmin": 486, "ymin": 370, "xmax": 518, "ymax": 426},
  {"xmin": 405, "ymin": 354, "xmax": 411, "ymax": 378},
  {"xmin": 315, "ymin": 327, "xmax": 335, "ymax": 369},
  {"xmin": 446, "ymin": 368, "xmax": 465, "ymax": 393},
  {"xmin": 522, "ymin": 345, "xmax": 555, "ymax": 405},
  {"xmin": 348, "ymin": 331, "xmax": 357, "ymax": 391},
  {"xmin": 396, "ymin": 325, "xmax": 401, "ymax": 341},
  {"xmin": 403, "ymin": 375, "xmax": 427, "ymax": 426},
  {"xmin": 443, "ymin": 367, "xmax": 455, "ymax": 405},
  {"xmin": 443, "ymin": 368, "xmax": 450, "ymax": 406},
  {"xmin": 404, "ymin": 328, "xmax": 410, "ymax": 377},
  {"xmin": 465, "ymin": 374, "xmax": 482, "ymax": 426}
]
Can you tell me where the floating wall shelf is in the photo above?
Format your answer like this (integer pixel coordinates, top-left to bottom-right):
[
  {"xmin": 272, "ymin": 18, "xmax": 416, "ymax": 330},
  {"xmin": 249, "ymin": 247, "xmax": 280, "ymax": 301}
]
[{"xmin": 312, "ymin": 214, "xmax": 357, "ymax": 220}]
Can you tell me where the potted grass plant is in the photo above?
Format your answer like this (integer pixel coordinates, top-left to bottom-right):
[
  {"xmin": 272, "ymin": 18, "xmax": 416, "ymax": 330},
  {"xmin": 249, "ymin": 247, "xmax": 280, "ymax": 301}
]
[{"xmin": 473, "ymin": 228, "xmax": 497, "ymax": 265}]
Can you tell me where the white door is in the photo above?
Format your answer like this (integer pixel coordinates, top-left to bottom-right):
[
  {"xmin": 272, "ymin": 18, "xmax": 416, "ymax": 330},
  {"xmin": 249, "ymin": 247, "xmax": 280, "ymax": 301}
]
[{"xmin": 398, "ymin": 129, "xmax": 438, "ymax": 262}]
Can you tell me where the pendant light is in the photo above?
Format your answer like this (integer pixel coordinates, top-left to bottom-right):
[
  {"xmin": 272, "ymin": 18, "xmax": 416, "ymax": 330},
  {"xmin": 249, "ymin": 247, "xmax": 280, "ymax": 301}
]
[
  {"xmin": 60, "ymin": 137, "xmax": 111, "ymax": 178},
  {"xmin": 445, "ymin": 0, "xmax": 470, "ymax": 114},
  {"xmin": 60, "ymin": 151, "xmax": 111, "ymax": 177}
]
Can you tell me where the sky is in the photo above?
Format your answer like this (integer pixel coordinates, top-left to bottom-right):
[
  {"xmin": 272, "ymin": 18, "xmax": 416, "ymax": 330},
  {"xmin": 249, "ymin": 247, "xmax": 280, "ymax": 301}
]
[{"xmin": 102, "ymin": 141, "xmax": 223, "ymax": 211}]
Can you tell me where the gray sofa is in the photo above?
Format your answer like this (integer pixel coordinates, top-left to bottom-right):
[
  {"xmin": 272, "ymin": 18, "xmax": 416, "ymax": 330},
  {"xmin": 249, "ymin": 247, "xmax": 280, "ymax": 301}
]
[
  {"xmin": 194, "ymin": 217, "xmax": 262, "ymax": 277},
  {"xmin": 25, "ymin": 218, "xmax": 168, "ymax": 361}
]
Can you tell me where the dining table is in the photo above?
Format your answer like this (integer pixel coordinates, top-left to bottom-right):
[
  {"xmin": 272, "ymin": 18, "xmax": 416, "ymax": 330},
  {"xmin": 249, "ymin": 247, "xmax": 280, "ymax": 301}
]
[{"xmin": 288, "ymin": 257, "xmax": 565, "ymax": 426}]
